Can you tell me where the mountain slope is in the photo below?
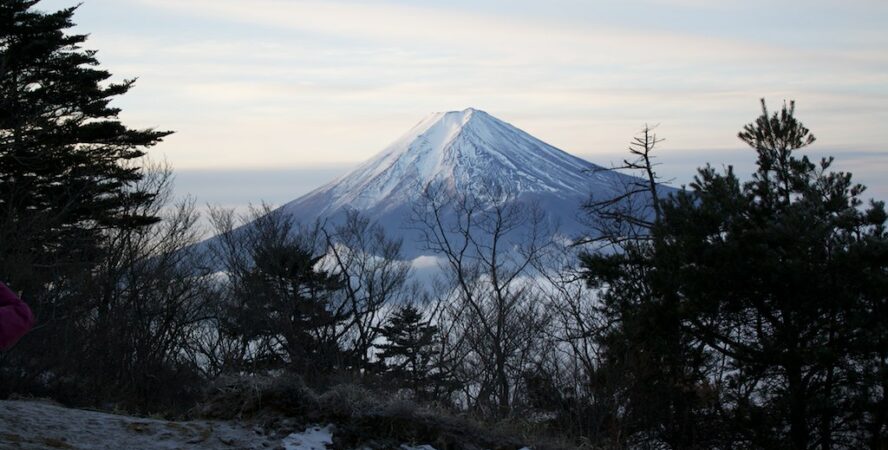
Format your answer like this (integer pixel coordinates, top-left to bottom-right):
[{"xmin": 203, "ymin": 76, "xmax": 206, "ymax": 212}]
[{"xmin": 277, "ymin": 108, "xmax": 634, "ymax": 258}]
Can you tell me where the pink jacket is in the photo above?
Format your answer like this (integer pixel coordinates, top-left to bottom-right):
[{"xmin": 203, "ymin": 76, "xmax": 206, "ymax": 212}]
[{"xmin": 0, "ymin": 282, "xmax": 34, "ymax": 350}]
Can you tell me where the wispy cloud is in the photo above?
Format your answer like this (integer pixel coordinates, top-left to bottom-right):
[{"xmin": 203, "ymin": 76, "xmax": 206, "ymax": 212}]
[
  {"xmin": 133, "ymin": 0, "xmax": 791, "ymax": 66},
  {"xmin": 33, "ymin": 0, "xmax": 887, "ymax": 203}
]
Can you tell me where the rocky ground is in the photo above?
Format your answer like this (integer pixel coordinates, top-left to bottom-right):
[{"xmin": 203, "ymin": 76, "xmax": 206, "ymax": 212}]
[
  {"xmin": 0, "ymin": 398, "xmax": 531, "ymax": 450},
  {"xmin": 0, "ymin": 399, "xmax": 312, "ymax": 450}
]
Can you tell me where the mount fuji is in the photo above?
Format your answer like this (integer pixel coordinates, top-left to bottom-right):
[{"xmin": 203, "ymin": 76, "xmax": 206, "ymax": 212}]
[{"xmin": 265, "ymin": 108, "xmax": 641, "ymax": 258}]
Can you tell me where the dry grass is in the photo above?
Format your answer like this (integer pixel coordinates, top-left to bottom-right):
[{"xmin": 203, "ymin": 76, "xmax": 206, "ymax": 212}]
[
  {"xmin": 194, "ymin": 375, "xmax": 581, "ymax": 449},
  {"xmin": 125, "ymin": 421, "xmax": 152, "ymax": 433},
  {"xmin": 39, "ymin": 437, "xmax": 74, "ymax": 448},
  {"xmin": 195, "ymin": 374, "xmax": 319, "ymax": 420},
  {"xmin": 0, "ymin": 432, "xmax": 22, "ymax": 443}
]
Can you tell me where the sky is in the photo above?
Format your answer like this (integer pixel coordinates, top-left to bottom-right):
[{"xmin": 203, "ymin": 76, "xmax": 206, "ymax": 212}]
[{"xmin": 38, "ymin": 0, "xmax": 888, "ymax": 206}]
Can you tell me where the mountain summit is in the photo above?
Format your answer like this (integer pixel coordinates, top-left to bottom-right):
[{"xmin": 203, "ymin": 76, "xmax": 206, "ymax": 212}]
[
  {"xmin": 278, "ymin": 108, "xmax": 629, "ymax": 257},
  {"xmin": 304, "ymin": 108, "xmax": 600, "ymax": 213}
]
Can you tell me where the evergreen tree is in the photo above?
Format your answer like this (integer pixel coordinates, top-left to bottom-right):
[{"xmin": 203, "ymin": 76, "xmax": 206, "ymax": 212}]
[
  {"xmin": 0, "ymin": 0, "xmax": 176, "ymax": 405},
  {"xmin": 226, "ymin": 239, "xmax": 347, "ymax": 379},
  {"xmin": 0, "ymin": 0, "xmax": 171, "ymax": 287},
  {"xmin": 580, "ymin": 126, "xmax": 717, "ymax": 449},
  {"xmin": 660, "ymin": 100, "xmax": 886, "ymax": 448},
  {"xmin": 583, "ymin": 99, "xmax": 887, "ymax": 448},
  {"xmin": 375, "ymin": 304, "xmax": 444, "ymax": 400}
]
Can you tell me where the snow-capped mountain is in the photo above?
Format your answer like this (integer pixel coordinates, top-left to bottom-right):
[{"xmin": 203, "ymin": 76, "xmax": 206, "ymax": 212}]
[
  {"xmin": 289, "ymin": 108, "xmax": 602, "ymax": 213},
  {"xmin": 277, "ymin": 108, "xmax": 632, "ymax": 258}
]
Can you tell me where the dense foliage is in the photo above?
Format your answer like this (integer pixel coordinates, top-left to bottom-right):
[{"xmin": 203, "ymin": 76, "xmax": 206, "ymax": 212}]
[
  {"xmin": 580, "ymin": 101, "xmax": 888, "ymax": 448},
  {"xmin": 0, "ymin": 0, "xmax": 170, "ymax": 282},
  {"xmin": 0, "ymin": 0, "xmax": 183, "ymax": 410}
]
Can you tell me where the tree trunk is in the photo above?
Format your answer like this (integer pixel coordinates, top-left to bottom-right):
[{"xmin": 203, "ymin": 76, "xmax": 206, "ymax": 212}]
[
  {"xmin": 788, "ymin": 363, "xmax": 809, "ymax": 450},
  {"xmin": 496, "ymin": 347, "xmax": 510, "ymax": 418}
]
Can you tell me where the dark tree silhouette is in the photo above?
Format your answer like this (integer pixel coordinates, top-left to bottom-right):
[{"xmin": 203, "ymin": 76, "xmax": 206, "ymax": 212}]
[
  {"xmin": 211, "ymin": 207, "xmax": 346, "ymax": 380},
  {"xmin": 0, "ymin": 0, "xmax": 171, "ymax": 289},
  {"xmin": 375, "ymin": 304, "xmax": 446, "ymax": 400},
  {"xmin": 0, "ymin": 1, "xmax": 187, "ymax": 411},
  {"xmin": 582, "ymin": 99, "xmax": 888, "ymax": 448},
  {"xmin": 579, "ymin": 125, "xmax": 716, "ymax": 449}
]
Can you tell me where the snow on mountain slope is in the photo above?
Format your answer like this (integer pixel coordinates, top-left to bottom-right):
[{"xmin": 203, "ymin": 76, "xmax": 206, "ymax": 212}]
[
  {"xmin": 299, "ymin": 108, "xmax": 601, "ymax": 213},
  {"xmin": 275, "ymin": 108, "xmax": 637, "ymax": 258}
]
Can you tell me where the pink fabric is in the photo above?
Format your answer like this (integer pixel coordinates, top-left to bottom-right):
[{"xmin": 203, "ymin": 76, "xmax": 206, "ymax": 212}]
[{"xmin": 0, "ymin": 282, "xmax": 34, "ymax": 350}]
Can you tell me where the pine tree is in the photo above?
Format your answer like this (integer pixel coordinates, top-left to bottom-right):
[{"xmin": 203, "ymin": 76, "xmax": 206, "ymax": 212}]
[
  {"xmin": 375, "ymin": 304, "xmax": 442, "ymax": 400},
  {"xmin": 0, "ymin": 0, "xmax": 171, "ymax": 286},
  {"xmin": 652, "ymin": 100, "xmax": 886, "ymax": 448},
  {"xmin": 581, "ymin": 100, "xmax": 888, "ymax": 448},
  {"xmin": 0, "ymin": 0, "xmax": 176, "ymax": 405},
  {"xmin": 580, "ymin": 126, "xmax": 715, "ymax": 449},
  {"xmin": 230, "ymin": 241, "xmax": 346, "ymax": 378}
]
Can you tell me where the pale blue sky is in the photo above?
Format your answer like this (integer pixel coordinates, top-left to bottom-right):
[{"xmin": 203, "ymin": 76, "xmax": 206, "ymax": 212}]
[{"xmin": 38, "ymin": 0, "xmax": 888, "ymax": 203}]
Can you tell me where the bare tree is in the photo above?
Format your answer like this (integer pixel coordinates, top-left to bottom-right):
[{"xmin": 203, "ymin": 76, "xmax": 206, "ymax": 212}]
[
  {"xmin": 73, "ymin": 161, "xmax": 214, "ymax": 411},
  {"xmin": 411, "ymin": 182, "xmax": 552, "ymax": 417},
  {"xmin": 514, "ymin": 125, "xmax": 676, "ymax": 443},
  {"xmin": 581, "ymin": 124, "xmax": 667, "ymax": 248},
  {"xmin": 320, "ymin": 211, "xmax": 411, "ymax": 371}
]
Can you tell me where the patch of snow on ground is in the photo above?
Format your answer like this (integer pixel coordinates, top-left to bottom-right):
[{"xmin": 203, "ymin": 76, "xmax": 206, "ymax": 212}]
[
  {"xmin": 0, "ymin": 399, "xmax": 526, "ymax": 450},
  {"xmin": 0, "ymin": 399, "xmax": 278, "ymax": 449},
  {"xmin": 282, "ymin": 424, "xmax": 334, "ymax": 450}
]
